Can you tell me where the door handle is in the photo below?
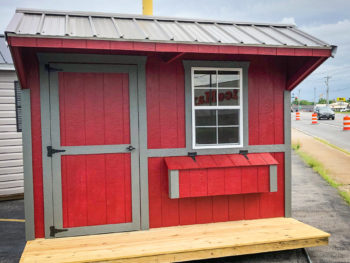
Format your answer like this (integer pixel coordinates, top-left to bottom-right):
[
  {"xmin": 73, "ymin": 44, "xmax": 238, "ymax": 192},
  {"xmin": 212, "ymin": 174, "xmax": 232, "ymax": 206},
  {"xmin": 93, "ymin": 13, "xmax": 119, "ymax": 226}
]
[{"xmin": 126, "ymin": 145, "xmax": 136, "ymax": 151}]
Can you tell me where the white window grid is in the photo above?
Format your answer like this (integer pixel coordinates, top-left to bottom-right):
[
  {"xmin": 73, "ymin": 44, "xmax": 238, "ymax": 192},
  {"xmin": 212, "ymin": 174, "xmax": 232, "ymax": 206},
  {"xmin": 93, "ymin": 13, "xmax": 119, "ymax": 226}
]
[{"xmin": 191, "ymin": 67, "xmax": 243, "ymax": 149}]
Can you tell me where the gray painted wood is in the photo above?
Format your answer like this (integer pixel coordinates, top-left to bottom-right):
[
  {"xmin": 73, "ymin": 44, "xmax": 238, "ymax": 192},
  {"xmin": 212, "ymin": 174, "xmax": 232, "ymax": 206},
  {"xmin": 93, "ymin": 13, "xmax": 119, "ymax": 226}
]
[
  {"xmin": 168, "ymin": 170, "xmax": 179, "ymax": 199},
  {"xmin": 269, "ymin": 165, "xmax": 278, "ymax": 192},
  {"xmin": 284, "ymin": 90, "xmax": 292, "ymax": 217}
]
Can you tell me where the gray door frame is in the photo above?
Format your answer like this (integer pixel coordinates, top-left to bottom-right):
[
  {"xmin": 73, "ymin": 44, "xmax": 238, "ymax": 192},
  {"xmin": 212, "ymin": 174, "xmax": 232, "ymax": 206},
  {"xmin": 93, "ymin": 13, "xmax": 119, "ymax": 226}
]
[{"xmin": 38, "ymin": 53, "xmax": 148, "ymax": 238}]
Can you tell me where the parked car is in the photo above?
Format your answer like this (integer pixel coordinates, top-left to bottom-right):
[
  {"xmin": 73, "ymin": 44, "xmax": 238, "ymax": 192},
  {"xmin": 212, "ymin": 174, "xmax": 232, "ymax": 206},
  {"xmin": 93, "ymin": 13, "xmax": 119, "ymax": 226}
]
[{"xmin": 317, "ymin": 107, "xmax": 335, "ymax": 120}]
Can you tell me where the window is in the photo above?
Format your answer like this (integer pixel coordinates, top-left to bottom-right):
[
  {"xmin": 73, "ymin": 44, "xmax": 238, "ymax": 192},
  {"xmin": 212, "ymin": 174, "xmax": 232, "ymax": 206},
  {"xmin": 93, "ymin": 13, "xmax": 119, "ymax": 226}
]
[
  {"xmin": 192, "ymin": 68, "xmax": 242, "ymax": 148},
  {"xmin": 14, "ymin": 81, "xmax": 22, "ymax": 132}
]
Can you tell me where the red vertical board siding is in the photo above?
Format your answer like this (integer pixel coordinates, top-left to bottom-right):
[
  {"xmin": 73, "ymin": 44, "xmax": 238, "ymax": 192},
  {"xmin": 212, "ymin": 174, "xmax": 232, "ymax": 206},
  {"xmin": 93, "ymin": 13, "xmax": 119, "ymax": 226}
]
[
  {"xmin": 22, "ymin": 50, "xmax": 45, "ymax": 238},
  {"xmin": 146, "ymin": 57, "xmax": 185, "ymax": 149},
  {"xmin": 259, "ymin": 153, "xmax": 285, "ymax": 218},
  {"xmin": 62, "ymin": 154, "xmax": 132, "ymax": 228},
  {"xmin": 207, "ymin": 168, "xmax": 225, "ymax": 196},
  {"xmin": 59, "ymin": 72, "xmax": 130, "ymax": 146},
  {"xmin": 225, "ymin": 168, "xmax": 242, "ymax": 194},
  {"xmin": 257, "ymin": 166, "xmax": 270, "ymax": 192},
  {"xmin": 248, "ymin": 57, "xmax": 285, "ymax": 145},
  {"xmin": 148, "ymin": 156, "xmax": 285, "ymax": 228}
]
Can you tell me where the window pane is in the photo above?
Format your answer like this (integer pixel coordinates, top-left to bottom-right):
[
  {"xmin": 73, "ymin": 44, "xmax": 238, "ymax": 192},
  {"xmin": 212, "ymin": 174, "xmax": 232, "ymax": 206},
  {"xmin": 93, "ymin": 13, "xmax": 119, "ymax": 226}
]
[
  {"xmin": 218, "ymin": 89, "xmax": 240, "ymax": 106},
  {"xmin": 218, "ymin": 110, "xmax": 239, "ymax": 126},
  {"xmin": 193, "ymin": 70, "xmax": 216, "ymax": 88},
  {"xmin": 195, "ymin": 110, "xmax": 216, "ymax": 126},
  {"xmin": 194, "ymin": 89, "xmax": 217, "ymax": 106},
  {"xmin": 218, "ymin": 71, "xmax": 239, "ymax": 87},
  {"xmin": 218, "ymin": 127, "xmax": 239, "ymax": 144},
  {"xmin": 196, "ymin": 127, "xmax": 216, "ymax": 144}
]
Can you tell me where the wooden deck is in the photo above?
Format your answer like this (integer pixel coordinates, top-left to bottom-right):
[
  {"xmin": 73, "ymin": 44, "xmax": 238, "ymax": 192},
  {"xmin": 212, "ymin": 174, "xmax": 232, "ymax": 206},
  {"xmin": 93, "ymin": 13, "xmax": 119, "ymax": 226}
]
[{"xmin": 20, "ymin": 217, "xmax": 329, "ymax": 263}]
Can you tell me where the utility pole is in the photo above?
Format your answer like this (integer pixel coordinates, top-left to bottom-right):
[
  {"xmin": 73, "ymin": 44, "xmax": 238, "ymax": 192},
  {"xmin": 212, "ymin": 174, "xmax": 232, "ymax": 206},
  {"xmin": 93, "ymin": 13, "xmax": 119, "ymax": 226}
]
[
  {"xmin": 298, "ymin": 89, "xmax": 301, "ymax": 111},
  {"xmin": 314, "ymin": 87, "xmax": 316, "ymax": 106},
  {"xmin": 325, "ymin": 76, "xmax": 331, "ymax": 106}
]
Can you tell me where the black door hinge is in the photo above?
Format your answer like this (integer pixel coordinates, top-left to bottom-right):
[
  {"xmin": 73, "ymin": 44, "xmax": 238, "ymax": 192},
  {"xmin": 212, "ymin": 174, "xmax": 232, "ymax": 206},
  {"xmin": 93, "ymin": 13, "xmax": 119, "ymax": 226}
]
[
  {"xmin": 239, "ymin": 150, "xmax": 249, "ymax": 160},
  {"xmin": 47, "ymin": 146, "xmax": 66, "ymax": 157},
  {"xmin": 126, "ymin": 145, "xmax": 136, "ymax": 151},
  {"xmin": 45, "ymin": 64, "xmax": 63, "ymax": 72},
  {"xmin": 50, "ymin": 226, "xmax": 68, "ymax": 237},
  {"xmin": 188, "ymin": 152, "xmax": 197, "ymax": 161}
]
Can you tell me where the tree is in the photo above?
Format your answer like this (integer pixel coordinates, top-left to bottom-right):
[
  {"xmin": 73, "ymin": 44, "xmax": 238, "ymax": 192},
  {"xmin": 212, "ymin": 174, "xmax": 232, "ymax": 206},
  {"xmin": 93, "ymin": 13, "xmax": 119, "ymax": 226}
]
[{"xmin": 318, "ymin": 98, "xmax": 327, "ymax": 104}]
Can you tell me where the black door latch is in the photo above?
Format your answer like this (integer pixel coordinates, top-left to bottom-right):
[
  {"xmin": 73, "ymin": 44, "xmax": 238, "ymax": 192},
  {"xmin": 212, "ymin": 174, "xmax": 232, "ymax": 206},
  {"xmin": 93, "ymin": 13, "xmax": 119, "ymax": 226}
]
[
  {"xmin": 50, "ymin": 226, "xmax": 68, "ymax": 237},
  {"xmin": 188, "ymin": 152, "xmax": 197, "ymax": 161},
  {"xmin": 47, "ymin": 146, "xmax": 66, "ymax": 157},
  {"xmin": 126, "ymin": 145, "xmax": 136, "ymax": 151}
]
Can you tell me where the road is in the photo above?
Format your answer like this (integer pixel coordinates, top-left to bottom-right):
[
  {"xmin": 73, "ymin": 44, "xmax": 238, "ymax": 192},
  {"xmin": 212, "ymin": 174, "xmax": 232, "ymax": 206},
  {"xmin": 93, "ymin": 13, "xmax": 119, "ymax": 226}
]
[{"xmin": 292, "ymin": 112, "xmax": 350, "ymax": 152}]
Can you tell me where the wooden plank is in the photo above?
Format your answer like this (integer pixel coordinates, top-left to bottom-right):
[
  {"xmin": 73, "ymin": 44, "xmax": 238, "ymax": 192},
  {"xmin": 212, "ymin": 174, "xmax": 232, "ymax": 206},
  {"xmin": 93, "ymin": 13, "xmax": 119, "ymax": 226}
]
[{"xmin": 19, "ymin": 218, "xmax": 329, "ymax": 263}]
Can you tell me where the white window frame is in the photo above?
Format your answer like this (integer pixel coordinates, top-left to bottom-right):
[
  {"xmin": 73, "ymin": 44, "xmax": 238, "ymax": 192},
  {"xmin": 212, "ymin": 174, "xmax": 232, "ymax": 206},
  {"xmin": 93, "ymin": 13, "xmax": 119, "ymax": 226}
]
[{"xmin": 191, "ymin": 67, "xmax": 243, "ymax": 149}]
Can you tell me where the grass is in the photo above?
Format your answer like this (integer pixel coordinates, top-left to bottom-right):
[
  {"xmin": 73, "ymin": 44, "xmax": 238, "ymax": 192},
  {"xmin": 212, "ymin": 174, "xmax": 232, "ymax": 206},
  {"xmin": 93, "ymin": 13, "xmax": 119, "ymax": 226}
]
[
  {"xmin": 292, "ymin": 141, "xmax": 350, "ymax": 205},
  {"xmin": 335, "ymin": 111, "xmax": 350, "ymax": 114}
]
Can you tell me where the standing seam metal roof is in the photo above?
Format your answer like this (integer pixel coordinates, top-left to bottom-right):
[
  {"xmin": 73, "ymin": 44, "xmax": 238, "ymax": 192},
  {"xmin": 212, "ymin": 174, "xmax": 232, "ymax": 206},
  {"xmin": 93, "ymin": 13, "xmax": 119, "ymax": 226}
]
[
  {"xmin": 0, "ymin": 35, "xmax": 14, "ymax": 70},
  {"xmin": 6, "ymin": 8, "xmax": 331, "ymax": 49}
]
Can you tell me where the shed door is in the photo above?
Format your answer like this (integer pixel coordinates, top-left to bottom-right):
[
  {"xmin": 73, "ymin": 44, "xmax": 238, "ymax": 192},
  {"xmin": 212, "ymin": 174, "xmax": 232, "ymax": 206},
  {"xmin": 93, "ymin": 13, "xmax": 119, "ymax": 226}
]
[{"xmin": 48, "ymin": 64, "xmax": 140, "ymax": 237}]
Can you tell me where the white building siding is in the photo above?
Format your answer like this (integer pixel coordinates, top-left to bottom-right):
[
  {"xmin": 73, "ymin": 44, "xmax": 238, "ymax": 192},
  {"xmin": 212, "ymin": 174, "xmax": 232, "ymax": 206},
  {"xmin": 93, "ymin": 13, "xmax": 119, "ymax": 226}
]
[{"xmin": 0, "ymin": 70, "xmax": 23, "ymax": 197}]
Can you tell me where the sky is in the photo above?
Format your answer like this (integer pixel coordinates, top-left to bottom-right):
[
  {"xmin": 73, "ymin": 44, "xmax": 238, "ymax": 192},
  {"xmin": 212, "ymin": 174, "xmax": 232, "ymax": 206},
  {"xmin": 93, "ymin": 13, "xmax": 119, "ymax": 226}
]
[{"xmin": 1, "ymin": 0, "xmax": 349, "ymax": 101}]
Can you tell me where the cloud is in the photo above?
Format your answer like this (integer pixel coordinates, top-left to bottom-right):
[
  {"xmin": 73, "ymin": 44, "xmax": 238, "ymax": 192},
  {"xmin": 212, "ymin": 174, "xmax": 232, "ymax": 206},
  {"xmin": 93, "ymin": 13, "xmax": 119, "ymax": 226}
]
[
  {"xmin": 298, "ymin": 19, "xmax": 350, "ymax": 100},
  {"xmin": 280, "ymin": 17, "xmax": 296, "ymax": 25}
]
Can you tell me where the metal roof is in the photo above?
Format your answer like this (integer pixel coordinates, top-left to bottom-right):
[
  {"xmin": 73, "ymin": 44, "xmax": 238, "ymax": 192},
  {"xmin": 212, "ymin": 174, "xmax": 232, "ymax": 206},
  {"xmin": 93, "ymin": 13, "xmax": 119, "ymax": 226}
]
[
  {"xmin": 6, "ymin": 8, "xmax": 331, "ymax": 50},
  {"xmin": 0, "ymin": 35, "xmax": 14, "ymax": 70}
]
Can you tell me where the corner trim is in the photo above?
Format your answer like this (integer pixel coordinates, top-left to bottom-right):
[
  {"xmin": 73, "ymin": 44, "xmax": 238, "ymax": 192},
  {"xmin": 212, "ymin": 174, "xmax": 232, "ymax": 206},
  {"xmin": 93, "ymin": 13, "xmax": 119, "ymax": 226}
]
[
  {"xmin": 22, "ymin": 89, "xmax": 35, "ymax": 240},
  {"xmin": 284, "ymin": 90, "xmax": 292, "ymax": 217}
]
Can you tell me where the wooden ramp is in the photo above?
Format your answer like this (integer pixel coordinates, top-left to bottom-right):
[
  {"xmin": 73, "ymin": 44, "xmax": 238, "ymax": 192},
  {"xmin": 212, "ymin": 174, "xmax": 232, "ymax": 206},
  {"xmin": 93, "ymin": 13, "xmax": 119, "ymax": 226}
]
[{"xmin": 20, "ymin": 218, "xmax": 329, "ymax": 263}]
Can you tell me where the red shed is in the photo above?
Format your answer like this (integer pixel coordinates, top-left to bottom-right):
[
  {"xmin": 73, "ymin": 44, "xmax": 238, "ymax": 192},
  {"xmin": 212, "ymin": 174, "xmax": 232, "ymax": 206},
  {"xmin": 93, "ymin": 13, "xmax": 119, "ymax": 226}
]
[{"xmin": 6, "ymin": 8, "xmax": 335, "ymax": 262}]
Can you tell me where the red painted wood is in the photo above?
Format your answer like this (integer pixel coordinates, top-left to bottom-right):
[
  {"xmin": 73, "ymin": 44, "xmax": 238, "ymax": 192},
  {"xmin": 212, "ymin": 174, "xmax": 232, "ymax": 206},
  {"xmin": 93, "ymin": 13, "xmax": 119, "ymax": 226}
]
[
  {"xmin": 294, "ymin": 48, "xmax": 313, "ymax": 56},
  {"xmin": 257, "ymin": 166, "xmax": 270, "ymax": 192},
  {"xmin": 259, "ymin": 153, "xmax": 285, "ymax": 218},
  {"xmin": 228, "ymin": 195, "xmax": 244, "ymax": 221},
  {"xmin": 190, "ymin": 169, "xmax": 208, "ymax": 197},
  {"xmin": 106, "ymin": 154, "xmax": 132, "ymax": 224},
  {"xmin": 179, "ymin": 169, "xmax": 191, "ymax": 198},
  {"xmin": 287, "ymin": 57, "xmax": 326, "ymax": 90},
  {"xmin": 9, "ymin": 47, "xmax": 27, "ymax": 89},
  {"xmin": 146, "ymin": 57, "xmax": 185, "ymax": 148},
  {"xmin": 62, "ymin": 154, "xmax": 132, "ymax": 228},
  {"xmin": 212, "ymin": 196, "xmax": 229, "ymax": 222},
  {"xmin": 207, "ymin": 168, "xmax": 225, "ymax": 196},
  {"xmin": 59, "ymin": 72, "xmax": 130, "ymax": 146},
  {"xmin": 195, "ymin": 197, "xmax": 213, "ymax": 224},
  {"xmin": 148, "ymin": 158, "xmax": 163, "ymax": 228},
  {"xmin": 241, "ymin": 167, "xmax": 258, "ymax": 193},
  {"xmin": 179, "ymin": 198, "xmax": 196, "ymax": 225},
  {"xmin": 224, "ymin": 167, "xmax": 242, "ymax": 194},
  {"xmin": 8, "ymin": 37, "xmax": 332, "ymax": 59},
  {"xmin": 244, "ymin": 194, "xmax": 260, "ymax": 219},
  {"xmin": 62, "ymin": 155, "xmax": 87, "ymax": 227},
  {"xmin": 23, "ymin": 50, "xmax": 45, "ymax": 238},
  {"xmin": 149, "ymin": 154, "xmax": 285, "ymax": 228}
]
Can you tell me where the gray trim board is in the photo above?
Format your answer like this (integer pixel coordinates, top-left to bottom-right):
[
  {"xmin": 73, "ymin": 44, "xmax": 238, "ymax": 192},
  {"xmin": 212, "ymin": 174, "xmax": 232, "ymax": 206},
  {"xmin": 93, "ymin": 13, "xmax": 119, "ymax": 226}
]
[
  {"xmin": 168, "ymin": 170, "xmax": 179, "ymax": 199},
  {"xmin": 284, "ymin": 90, "xmax": 292, "ymax": 217},
  {"xmin": 22, "ymin": 89, "xmax": 35, "ymax": 241},
  {"xmin": 269, "ymin": 165, "xmax": 278, "ymax": 192},
  {"xmin": 183, "ymin": 60, "xmax": 250, "ymax": 153},
  {"xmin": 147, "ymin": 144, "xmax": 287, "ymax": 157},
  {"xmin": 38, "ymin": 53, "xmax": 148, "ymax": 238}
]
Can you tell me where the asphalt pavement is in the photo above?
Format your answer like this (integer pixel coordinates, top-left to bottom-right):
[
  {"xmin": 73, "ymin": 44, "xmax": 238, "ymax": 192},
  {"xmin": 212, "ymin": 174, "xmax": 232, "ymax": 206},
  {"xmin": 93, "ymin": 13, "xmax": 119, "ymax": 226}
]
[
  {"xmin": 292, "ymin": 112, "xmax": 350, "ymax": 152},
  {"xmin": 1, "ymin": 152, "xmax": 350, "ymax": 263}
]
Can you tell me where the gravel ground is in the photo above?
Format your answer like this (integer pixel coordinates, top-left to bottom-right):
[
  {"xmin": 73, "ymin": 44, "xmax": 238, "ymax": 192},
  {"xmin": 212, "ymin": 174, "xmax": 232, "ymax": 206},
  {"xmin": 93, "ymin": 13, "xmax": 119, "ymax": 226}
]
[{"xmin": 0, "ymin": 152, "xmax": 349, "ymax": 262}]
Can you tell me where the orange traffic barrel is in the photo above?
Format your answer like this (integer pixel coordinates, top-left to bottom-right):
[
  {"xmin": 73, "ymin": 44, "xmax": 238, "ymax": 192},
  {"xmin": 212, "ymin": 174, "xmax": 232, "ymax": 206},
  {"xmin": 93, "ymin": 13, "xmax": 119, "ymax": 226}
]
[
  {"xmin": 296, "ymin": 112, "xmax": 300, "ymax": 121},
  {"xmin": 344, "ymin": 116, "xmax": 350, "ymax": 131},
  {"xmin": 312, "ymin": 113, "xmax": 318, "ymax": 124}
]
